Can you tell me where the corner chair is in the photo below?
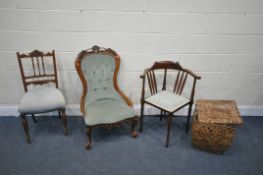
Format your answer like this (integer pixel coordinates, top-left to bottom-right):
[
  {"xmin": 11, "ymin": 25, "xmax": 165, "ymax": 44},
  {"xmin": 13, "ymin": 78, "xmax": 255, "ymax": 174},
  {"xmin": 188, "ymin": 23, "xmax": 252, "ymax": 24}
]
[{"xmin": 140, "ymin": 61, "xmax": 201, "ymax": 147}]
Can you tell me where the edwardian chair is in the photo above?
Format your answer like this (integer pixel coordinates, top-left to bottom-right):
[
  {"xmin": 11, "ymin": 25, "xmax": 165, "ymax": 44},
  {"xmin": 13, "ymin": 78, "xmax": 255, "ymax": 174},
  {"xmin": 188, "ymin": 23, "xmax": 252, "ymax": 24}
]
[
  {"xmin": 140, "ymin": 61, "xmax": 201, "ymax": 147},
  {"xmin": 17, "ymin": 50, "xmax": 68, "ymax": 143},
  {"xmin": 75, "ymin": 45, "xmax": 138, "ymax": 150}
]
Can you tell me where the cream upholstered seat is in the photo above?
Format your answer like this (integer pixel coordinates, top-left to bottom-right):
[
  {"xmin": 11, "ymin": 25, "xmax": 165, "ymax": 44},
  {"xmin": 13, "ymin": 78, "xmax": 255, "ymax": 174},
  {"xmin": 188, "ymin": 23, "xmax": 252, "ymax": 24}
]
[
  {"xmin": 19, "ymin": 87, "xmax": 65, "ymax": 114},
  {"xmin": 75, "ymin": 45, "xmax": 138, "ymax": 150},
  {"xmin": 17, "ymin": 50, "xmax": 68, "ymax": 143},
  {"xmin": 140, "ymin": 61, "xmax": 201, "ymax": 147},
  {"xmin": 145, "ymin": 90, "xmax": 190, "ymax": 113}
]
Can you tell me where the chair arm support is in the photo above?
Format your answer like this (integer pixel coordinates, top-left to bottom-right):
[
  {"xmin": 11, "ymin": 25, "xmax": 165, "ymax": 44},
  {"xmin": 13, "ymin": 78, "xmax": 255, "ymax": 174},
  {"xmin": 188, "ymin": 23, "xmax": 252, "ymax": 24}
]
[
  {"xmin": 140, "ymin": 68, "xmax": 150, "ymax": 102},
  {"xmin": 190, "ymin": 79, "xmax": 198, "ymax": 102}
]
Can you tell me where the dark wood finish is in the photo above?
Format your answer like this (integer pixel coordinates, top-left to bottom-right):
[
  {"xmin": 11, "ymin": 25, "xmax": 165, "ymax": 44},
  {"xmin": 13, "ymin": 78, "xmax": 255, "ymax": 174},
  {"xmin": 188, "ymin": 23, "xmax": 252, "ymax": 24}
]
[
  {"xmin": 140, "ymin": 61, "xmax": 201, "ymax": 147},
  {"xmin": 61, "ymin": 109, "xmax": 69, "ymax": 135},
  {"xmin": 58, "ymin": 110, "xmax": 62, "ymax": 119},
  {"xmin": 166, "ymin": 114, "xmax": 173, "ymax": 147},
  {"xmin": 17, "ymin": 50, "xmax": 58, "ymax": 92},
  {"xmin": 131, "ymin": 119, "xmax": 139, "ymax": 138},
  {"xmin": 17, "ymin": 50, "xmax": 68, "ymax": 143},
  {"xmin": 139, "ymin": 69, "xmax": 147, "ymax": 132},
  {"xmin": 85, "ymin": 126, "xmax": 93, "ymax": 150},
  {"xmin": 31, "ymin": 114, "xmax": 37, "ymax": 123},
  {"xmin": 21, "ymin": 115, "xmax": 31, "ymax": 143},
  {"xmin": 186, "ymin": 102, "xmax": 193, "ymax": 133},
  {"xmin": 75, "ymin": 45, "xmax": 138, "ymax": 150}
]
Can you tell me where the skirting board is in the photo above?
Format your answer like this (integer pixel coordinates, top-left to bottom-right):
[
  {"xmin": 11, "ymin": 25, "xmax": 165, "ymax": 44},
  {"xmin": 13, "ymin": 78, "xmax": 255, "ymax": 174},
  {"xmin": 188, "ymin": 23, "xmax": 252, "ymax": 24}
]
[{"xmin": 0, "ymin": 104, "xmax": 262, "ymax": 117}]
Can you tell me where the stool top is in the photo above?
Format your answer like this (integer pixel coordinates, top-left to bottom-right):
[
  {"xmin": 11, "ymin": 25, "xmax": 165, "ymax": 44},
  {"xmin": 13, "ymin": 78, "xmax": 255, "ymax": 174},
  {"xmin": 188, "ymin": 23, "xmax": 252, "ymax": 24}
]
[{"xmin": 195, "ymin": 100, "xmax": 243, "ymax": 125}]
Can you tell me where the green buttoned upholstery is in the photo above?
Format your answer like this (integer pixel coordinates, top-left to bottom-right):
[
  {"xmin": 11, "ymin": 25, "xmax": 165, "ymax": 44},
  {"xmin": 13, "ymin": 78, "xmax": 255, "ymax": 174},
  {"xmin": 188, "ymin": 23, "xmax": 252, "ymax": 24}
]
[
  {"xmin": 81, "ymin": 54, "xmax": 124, "ymax": 105},
  {"xmin": 76, "ymin": 46, "xmax": 138, "ymax": 150},
  {"xmin": 18, "ymin": 87, "xmax": 65, "ymax": 114},
  {"xmin": 81, "ymin": 54, "xmax": 135, "ymax": 126}
]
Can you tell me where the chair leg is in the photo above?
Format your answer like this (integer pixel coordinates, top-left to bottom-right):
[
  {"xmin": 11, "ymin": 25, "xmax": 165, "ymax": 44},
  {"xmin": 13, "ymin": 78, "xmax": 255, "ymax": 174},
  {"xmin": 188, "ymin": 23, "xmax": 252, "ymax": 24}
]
[
  {"xmin": 61, "ymin": 109, "xmax": 69, "ymax": 135},
  {"xmin": 165, "ymin": 114, "xmax": 173, "ymax": 147},
  {"xmin": 20, "ymin": 115, "xmax": 31, "ymax": 143},
  {"xmin": 185, "ymin": 104, "xmax": 193, "ymax": 133},
  {"xmin": 160, "ymin": 110, "xmax": 164, "ymax": 121},
  {"xmin": 131, "ymin": 118, "xmax": 138, "ymax": 138},
  {"xmin": 139, "ymin": 101, "xmax": 144, "ymax": 132},
  {"xmin": 31, "ymin": 114, "xmax": 37, "ymax": 123},
  {"xmin": 58, "ymin": 110, "xmax": 61, "ymax": 119},
  {"xmin": 85, "ymin": 126, "xmax": 93, "ymax": 150}
]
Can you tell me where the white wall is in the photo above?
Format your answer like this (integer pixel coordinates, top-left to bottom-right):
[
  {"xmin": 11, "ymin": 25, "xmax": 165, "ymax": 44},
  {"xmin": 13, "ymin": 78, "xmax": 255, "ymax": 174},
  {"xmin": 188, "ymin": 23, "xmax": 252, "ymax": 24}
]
[{"xmin": 0, "ymin": 0, "xmax": 263, "ymax": 116}]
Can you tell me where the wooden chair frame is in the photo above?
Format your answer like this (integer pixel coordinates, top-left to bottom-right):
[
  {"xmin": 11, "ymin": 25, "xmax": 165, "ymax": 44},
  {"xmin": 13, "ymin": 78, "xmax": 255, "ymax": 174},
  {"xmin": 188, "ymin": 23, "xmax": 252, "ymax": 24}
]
[
  {"xmin": 75, "ymin": 45, "xmax": 138, "ymax": 150},
  {"xmin": 140, "ymin": 61, "xmax": 201, "ymax": 147},
  {"xmin": 17, "ymin": 50, "xmax": 68, "ymax": 143}
]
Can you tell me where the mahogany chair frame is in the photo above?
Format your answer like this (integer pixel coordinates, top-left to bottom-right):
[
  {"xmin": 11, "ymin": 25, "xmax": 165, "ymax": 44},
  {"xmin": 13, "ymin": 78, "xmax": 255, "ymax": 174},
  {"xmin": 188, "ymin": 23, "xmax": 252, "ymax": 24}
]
[
  {"xmin": 17, "ymin": 50, "xmax": 68, "ymax": 143},
  {"xmin": 140, "ymin": 61, "xmax": 201, "ymax": 147},
  {"xmin": 75, "ymin": 45, "xmax": 138, "ymax": 150}
]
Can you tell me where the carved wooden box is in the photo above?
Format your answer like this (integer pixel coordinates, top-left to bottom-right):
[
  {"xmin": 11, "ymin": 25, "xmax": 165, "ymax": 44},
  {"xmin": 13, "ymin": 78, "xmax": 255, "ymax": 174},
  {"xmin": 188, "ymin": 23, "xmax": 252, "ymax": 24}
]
[{"xmin": 192, "ymin": 100, "xmax": 243, "ymax": 154}]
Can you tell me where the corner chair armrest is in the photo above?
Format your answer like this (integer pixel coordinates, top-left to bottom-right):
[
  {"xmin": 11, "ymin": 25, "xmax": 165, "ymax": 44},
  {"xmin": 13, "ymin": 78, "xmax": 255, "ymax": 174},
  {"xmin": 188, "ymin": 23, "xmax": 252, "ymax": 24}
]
[
  {"xmin": 184, "ymin": 69, "xmax": 201, "ymax": 80},
  {"xmin": 193, "ymin": 73, "xmax": 201, "ymax": 80},
  {"xmin": 140, "ymin": 68, "xmax": 150, "ymax": 79}
]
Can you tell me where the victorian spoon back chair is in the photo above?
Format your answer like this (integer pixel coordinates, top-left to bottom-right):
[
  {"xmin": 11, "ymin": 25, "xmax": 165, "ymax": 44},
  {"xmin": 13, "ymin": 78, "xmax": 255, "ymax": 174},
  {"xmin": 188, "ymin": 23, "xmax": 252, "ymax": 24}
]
[{"xmin": 75, "ymin": 45, "xmax": 138, "ymax": 150}]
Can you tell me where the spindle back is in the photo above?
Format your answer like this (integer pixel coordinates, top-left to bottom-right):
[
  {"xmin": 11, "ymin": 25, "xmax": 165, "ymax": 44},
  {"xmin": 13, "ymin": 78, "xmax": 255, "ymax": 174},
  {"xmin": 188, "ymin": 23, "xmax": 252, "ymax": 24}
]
[
  {"xmin": 17, "ymin": 50, "xmax": 58, "ymax": 92},
  {"xmin": 145, "ymin": 61, "xmax": 200, "ymax": 98}
]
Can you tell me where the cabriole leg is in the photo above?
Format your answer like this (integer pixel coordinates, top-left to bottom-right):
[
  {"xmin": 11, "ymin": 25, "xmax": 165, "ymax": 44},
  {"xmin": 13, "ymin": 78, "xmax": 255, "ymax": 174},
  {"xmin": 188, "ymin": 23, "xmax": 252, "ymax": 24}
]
[
  {"xmin": 85, "ymin": 126, "xmax": 93, "ymax": 150},
  {"xmin": 131, "ymin": 118, "xmax": 138, "ymax": 138}
]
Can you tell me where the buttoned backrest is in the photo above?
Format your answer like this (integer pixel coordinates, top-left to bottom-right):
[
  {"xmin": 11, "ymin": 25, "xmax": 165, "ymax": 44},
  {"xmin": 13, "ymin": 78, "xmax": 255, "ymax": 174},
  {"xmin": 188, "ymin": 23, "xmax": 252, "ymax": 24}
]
[
  {"xmin": 75, "ymin": 46, "xmax": 132, "ymax": 114},
  {"xmin": 81, "ymin": 54, "xmax": 122, "ymax": 105}
]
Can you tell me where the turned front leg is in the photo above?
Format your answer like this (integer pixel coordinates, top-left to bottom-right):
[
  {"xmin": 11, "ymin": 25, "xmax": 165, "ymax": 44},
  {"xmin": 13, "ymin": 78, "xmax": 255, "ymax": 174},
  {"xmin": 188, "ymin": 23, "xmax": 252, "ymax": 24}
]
[
  {"xmin": 131, "ymin": 118, "xmax": 138, "ymax": 138},
  {"xmin": 20, "ymin": 115, "xmax": 31, "ymax": 143},
  {"xmin": 61, "ymin": 109, "xmax": 69, "ymax": 135},
  {"xmin": 166, "ymin": 114, "xmax": 173, "ymax": 147}
]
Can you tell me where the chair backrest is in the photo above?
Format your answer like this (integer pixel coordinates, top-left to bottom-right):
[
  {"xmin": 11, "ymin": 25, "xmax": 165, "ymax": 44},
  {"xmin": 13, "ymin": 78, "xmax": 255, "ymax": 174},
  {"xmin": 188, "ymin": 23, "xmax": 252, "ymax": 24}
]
[
  {"xmin": 145, "ymin": 61, "xmax": 201, "ymax": 99},
  {"xmin": 75, "ymin": 45, "xmax": 132, "ymax": 114},
  {"xmin": 17, "ymin": 50, "xmax": 58, "ymax": 92}
]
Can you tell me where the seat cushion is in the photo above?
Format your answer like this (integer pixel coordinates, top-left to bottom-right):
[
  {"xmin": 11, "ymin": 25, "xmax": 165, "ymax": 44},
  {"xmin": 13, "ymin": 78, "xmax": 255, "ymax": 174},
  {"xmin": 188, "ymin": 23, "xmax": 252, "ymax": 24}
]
[
  {"xmin": 145, "ymin": 90, "xmax": 190, "ymax": 113},
  {"xmin": 18, "ymin": 87, "xmax": 65, "ymax": 114},
  {"xmin": 84, "ymin": 99, "xmax": 136, "ymax": 126}
]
